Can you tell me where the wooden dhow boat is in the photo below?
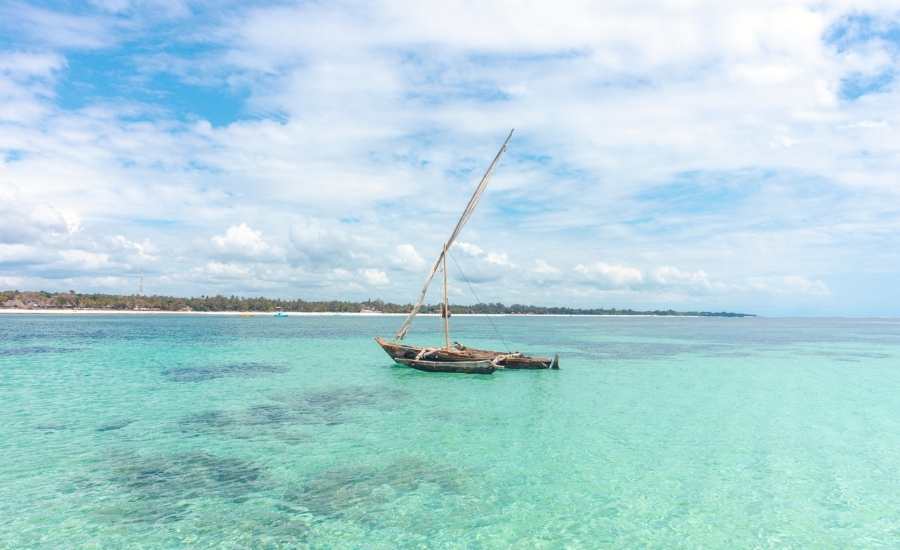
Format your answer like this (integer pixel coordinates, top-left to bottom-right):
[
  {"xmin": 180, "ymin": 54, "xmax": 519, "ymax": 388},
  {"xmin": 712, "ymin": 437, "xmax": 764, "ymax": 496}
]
[{"xmin": 376, "ymin": 129, "xmax": 560, "ymax": 374}]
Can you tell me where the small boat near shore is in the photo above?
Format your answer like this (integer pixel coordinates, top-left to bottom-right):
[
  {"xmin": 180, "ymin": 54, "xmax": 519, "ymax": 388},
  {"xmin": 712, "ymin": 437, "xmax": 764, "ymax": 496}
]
[{"xmin": 376, "ymin": 130, "xmax": 559, "ymax": 373}]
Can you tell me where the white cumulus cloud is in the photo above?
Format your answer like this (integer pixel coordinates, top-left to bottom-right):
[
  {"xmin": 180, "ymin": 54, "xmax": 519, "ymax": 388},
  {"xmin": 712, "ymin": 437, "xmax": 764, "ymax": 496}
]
[
  {"xmin": 745, "ymin": 275, "xmax": 831, "ymax": 296},
  {"xmin": 652, "ymin": 266, "xmax": 714, "ymax": 291},
  {"xmin": 532, "ymin": 259, "xmax": 560, "ymax": 275},
  {"xmin": 361, "ymin": 268, "xmax": 389, "ymax": 286},
  {"xmin": 575, "ymin": 262, "xmax": 645, "ymax": 289},
  {"xmin": 392, "ymin": 243, "xmax": 426, "ymax": 270},
  {"xmin": 211, "ymin": 223, "xmax": 277, "ymax": 259}
]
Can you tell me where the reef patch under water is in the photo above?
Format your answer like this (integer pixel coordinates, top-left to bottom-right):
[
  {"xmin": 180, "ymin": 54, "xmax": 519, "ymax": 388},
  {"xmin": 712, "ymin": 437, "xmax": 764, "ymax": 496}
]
[
  {"xmin": 103, "ymin": 452, "xmax": 267, "ymax": 523},
  {"xmin": 161, "ymin": 362, "xmax": 289, "ymax": 382}
]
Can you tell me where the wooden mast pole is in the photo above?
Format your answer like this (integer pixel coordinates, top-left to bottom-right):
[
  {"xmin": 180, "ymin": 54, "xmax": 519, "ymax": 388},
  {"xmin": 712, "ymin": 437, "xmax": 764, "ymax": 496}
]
[
  {"xmin": 442, "ymin": 243, "xmax": 450, "ymax": 350},
  {"xmin": 394, "ymin": 129, "xmax": 514, "ymax": 341}
]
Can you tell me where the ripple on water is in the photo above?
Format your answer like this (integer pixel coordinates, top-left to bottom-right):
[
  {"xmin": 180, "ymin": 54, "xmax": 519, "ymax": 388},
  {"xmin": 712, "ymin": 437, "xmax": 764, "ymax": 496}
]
[
  {"xmin": 274, "ymin": 385, "xmax": 408, "ymax": 419},
  {"xmin": 270, "ymin": 384, "xmax": 409, "ymax": 427},
  {"xmin": 283, "ymin": 457, "xmax": 465, "ymax": 521},
  {"xmin": 800, "ymin": 349, "xmax": 892, "ymax": 362},
  {"xmin": 34, "ymin": 423, "xmax": 68, "ymax": 431},
  {"xmin": 561, "ymin": 341, "xmax": 734, "ymax": 361},
  {"xmin": 177, "ymin": 406, "xmax": 301, "ymax": 438},
  {"xmin": 96, "ymin": 419, "xmax": 135, "ymax": 432},
  {"xmin": 0, "ymin": 346, "xmax": 78, "ymax": 357},
  {"xmin": 179, "ymin": 410, "xmax": 235, "ymax": 430}
]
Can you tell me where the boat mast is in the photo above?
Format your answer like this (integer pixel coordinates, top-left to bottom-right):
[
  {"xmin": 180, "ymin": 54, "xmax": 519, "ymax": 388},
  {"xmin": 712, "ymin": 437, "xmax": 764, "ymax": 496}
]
[
  {"xmin": 442, "ymin": 242, "xmax": 450, "ymax": 349},
  {"xmin": 394, "ymin": 129, "xmax": 515, "ymax": 341}
]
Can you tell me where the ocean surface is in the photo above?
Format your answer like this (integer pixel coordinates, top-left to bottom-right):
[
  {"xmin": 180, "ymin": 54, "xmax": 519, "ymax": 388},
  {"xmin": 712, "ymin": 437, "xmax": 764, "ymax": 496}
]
[{"xmin": 1, "ymin": 314, "xmax": 898, "ymax": 548}]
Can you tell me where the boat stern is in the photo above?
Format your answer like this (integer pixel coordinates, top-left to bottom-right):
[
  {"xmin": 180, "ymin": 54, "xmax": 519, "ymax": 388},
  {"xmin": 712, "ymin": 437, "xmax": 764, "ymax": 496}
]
[{"xmin": 550, "ymin": 354, "xmax": 560, "ymax": 369}]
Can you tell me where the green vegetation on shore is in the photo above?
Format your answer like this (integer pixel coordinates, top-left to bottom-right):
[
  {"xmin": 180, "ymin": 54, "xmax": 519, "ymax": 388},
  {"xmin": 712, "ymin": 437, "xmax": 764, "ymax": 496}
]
[{"xmin": 0, "ymin": 290, "xmax": 753, "ymax": 317}]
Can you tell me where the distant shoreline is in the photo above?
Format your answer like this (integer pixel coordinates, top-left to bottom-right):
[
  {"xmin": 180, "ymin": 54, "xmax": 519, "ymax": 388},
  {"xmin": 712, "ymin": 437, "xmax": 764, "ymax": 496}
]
[
  {"xmin": 0, "ymin": 308, "xmax": 735, "ymax": 318},
  {"xmin": 1, "ymin": 290, "xmax": 754, "ymax": 317}
]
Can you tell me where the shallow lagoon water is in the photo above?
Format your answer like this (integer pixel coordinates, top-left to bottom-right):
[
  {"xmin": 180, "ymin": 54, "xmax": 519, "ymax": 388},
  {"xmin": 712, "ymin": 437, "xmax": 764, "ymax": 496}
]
[{"xmin": 1, "ymin": 314, "xmax": 899, "ymax": 548}]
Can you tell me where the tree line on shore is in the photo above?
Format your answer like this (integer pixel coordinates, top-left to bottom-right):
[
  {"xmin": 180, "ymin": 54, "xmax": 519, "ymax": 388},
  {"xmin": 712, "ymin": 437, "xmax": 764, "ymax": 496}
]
[{"xmin": 0, "ymin": 290, "xmax": 752, "ymax": 317}]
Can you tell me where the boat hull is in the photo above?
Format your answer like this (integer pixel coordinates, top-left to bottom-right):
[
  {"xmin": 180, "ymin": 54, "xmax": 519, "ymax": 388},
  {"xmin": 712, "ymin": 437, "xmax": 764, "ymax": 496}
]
[
  {"xmin": 375, "ymin": 337, "xmax": 558, "ymax": 370},
  {"xmin": 395, "ymin": 358, "xmax": 495, "ymax": 374}
]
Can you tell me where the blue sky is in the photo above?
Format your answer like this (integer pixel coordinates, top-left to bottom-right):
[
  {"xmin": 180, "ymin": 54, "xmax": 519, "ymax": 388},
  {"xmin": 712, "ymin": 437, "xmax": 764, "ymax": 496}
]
[{"xmin": 1, "ymin": 1, "xmax": 899, "ymax": 315}]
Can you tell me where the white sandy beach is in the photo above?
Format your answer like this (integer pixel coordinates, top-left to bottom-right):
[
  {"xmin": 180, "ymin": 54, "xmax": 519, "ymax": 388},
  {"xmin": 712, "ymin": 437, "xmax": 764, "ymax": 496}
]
[
  {"xmin": 0, "ymin": 309, "xmax": 397, "ymax": 316},
  {"xmin": 0, "ymin": 309, "xmax": 702, "ymax": 317}
]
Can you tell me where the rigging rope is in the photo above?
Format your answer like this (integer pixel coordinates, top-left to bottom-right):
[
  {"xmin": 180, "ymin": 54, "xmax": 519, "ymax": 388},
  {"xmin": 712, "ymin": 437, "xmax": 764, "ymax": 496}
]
[{"xmin": 448, "ymin": 251, "xmax": 512, "ymax": 353}]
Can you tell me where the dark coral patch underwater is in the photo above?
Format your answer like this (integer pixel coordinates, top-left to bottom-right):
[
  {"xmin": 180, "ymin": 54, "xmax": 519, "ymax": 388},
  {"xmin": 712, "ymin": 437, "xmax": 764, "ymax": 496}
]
[
  {"xmin": 176, "ymin": 385, "xmax": 410, "ymax": 438},
  {"xmin": 161, "ymin": 362, "xmax": 289, "ymax": 382},
  {"xmin": 104, "ymin": 452, "xmax": 267, "ymax": 523}
]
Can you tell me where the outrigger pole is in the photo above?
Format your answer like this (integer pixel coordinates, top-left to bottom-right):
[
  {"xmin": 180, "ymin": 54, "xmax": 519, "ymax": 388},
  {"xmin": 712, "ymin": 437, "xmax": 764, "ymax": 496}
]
[{"xmin": 394, "ymin": 129, "xmax": 515, "ymax": 341}]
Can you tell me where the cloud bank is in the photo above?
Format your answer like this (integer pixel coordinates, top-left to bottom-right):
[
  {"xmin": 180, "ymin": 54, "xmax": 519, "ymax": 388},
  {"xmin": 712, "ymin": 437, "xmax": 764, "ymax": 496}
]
[{"xmin": 1, "ymin": 1, "xmax": 899, "ymax": 315}]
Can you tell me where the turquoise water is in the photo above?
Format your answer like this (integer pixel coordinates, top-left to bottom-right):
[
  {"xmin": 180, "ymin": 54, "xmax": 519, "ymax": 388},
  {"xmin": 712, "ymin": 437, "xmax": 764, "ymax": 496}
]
[{"xmin": 1, "ymin": 314, "xmax": 899, "ymax": 548}]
